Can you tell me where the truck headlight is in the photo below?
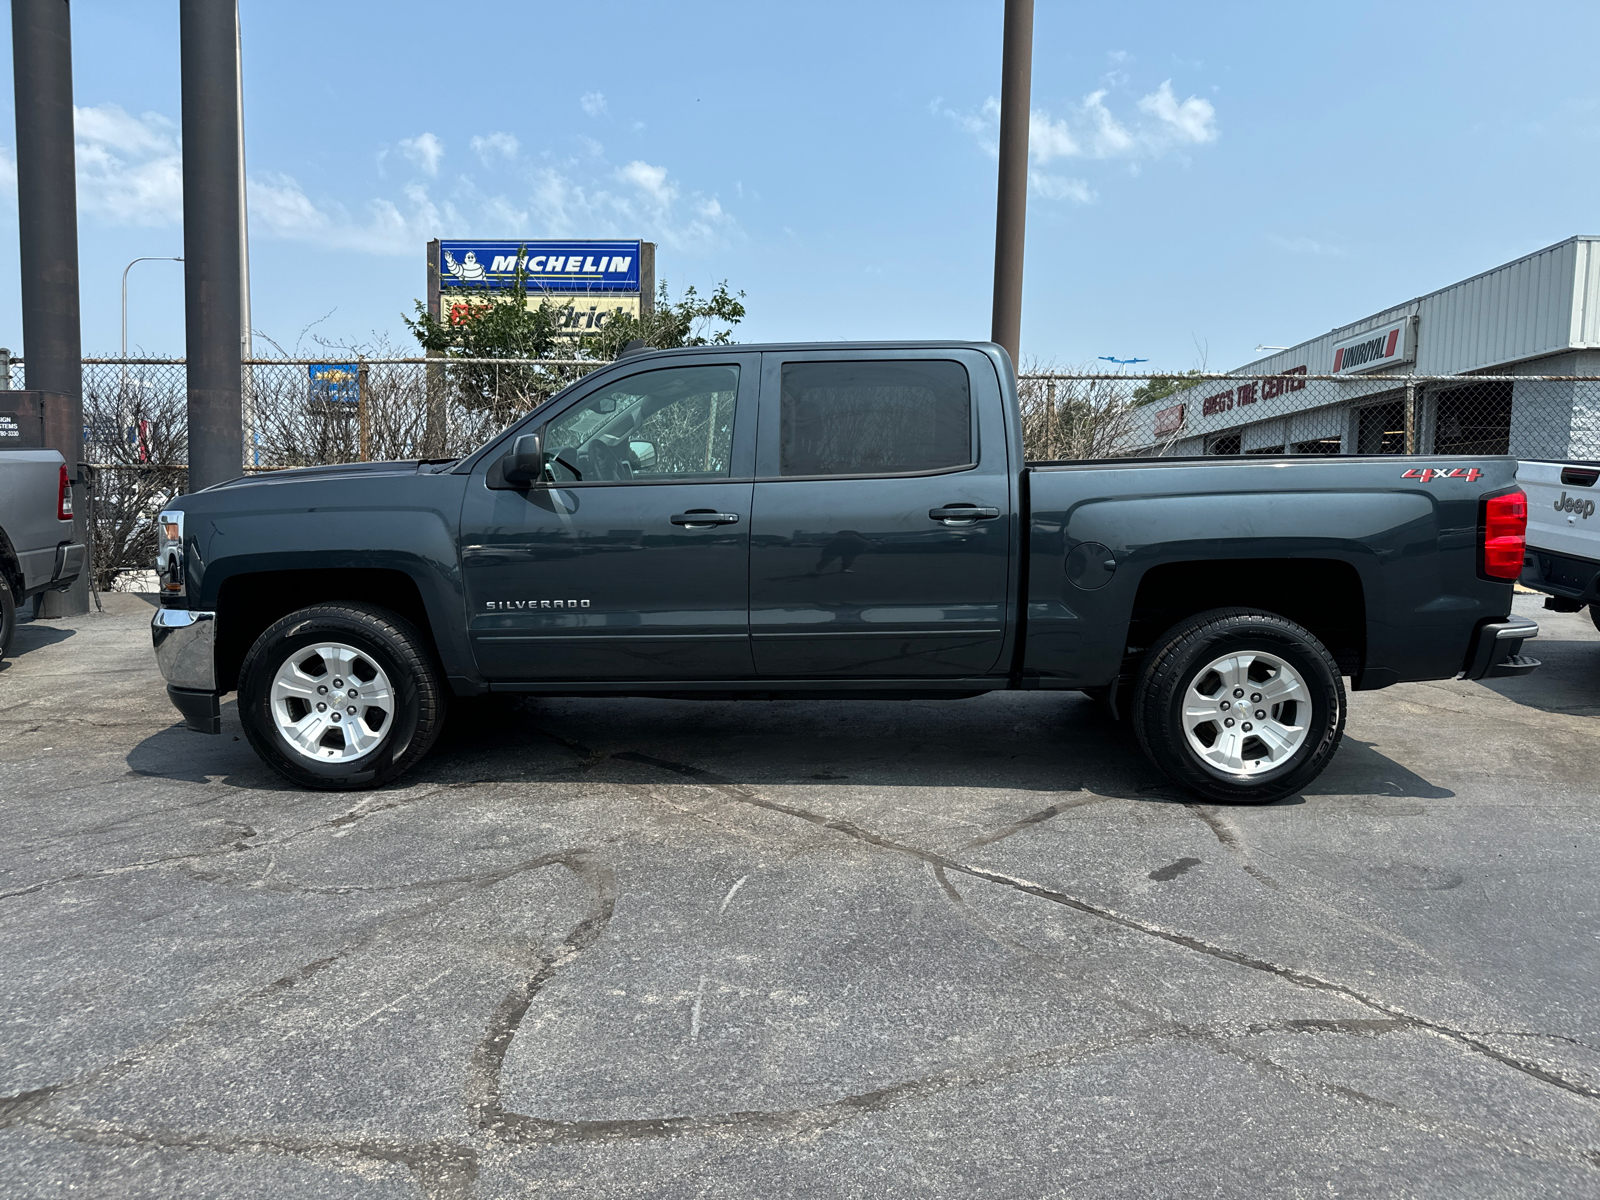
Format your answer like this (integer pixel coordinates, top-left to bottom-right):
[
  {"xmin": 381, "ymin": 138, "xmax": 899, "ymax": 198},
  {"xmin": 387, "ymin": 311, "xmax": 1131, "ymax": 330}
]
[{"xmin": 156, "ymin": 509, "xmax": 185, "ymax": 599}]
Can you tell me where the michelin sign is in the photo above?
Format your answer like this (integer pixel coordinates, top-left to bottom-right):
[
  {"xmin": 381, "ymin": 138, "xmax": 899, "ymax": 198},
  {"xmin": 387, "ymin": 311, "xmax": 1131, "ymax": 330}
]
[{"xmin": 428, "ymin": 238, "xmax": 655, "ymax": 337}]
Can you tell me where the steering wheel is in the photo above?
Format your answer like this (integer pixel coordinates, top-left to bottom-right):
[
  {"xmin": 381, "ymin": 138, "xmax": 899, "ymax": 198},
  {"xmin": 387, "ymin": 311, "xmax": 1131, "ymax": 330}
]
[{"xmin": 586, "ymin": 435, "xmax": 631, "ymax": 481}]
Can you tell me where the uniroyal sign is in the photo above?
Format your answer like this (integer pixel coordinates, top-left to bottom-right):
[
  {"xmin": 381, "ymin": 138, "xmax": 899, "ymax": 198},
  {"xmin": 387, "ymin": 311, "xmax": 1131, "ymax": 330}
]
[
  {"xmin": 1199, "ymin": 366, "xmax": 1307, "ymax": 418},
  {"xmin": 1331, "ymin": 318, "xmax": 1416, "ymax": 376}
]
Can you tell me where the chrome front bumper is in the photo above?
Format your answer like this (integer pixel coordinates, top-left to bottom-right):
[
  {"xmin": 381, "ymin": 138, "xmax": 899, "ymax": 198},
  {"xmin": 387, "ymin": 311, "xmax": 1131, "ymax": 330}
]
[{"xmin": 151, "ymin": 607, "xmax": 217, "ymax": 690}]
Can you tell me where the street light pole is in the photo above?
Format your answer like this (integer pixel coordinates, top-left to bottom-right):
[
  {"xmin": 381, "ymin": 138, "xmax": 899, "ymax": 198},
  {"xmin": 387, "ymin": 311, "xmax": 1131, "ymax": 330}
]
[
  {"xmin": 120, "ymin": 257, "xmax": 183, "ymax": 431},
  {"xmin": 121, "ymin": 256, "xmax": 184, "ymax": 361},
  {"xmin": 990, "ymin": 0, "xmax": 1034, "ymax": 368}
]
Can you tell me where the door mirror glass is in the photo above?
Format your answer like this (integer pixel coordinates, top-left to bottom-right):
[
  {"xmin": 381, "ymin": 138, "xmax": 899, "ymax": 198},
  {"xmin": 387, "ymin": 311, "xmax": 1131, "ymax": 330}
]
[
  {"xmin": 502, "ymin": 432, "xmax": 544, "ymax": 486},
  {"xmin": 628, "ymin": 440, "xmax": 658, "ymax": 470}
]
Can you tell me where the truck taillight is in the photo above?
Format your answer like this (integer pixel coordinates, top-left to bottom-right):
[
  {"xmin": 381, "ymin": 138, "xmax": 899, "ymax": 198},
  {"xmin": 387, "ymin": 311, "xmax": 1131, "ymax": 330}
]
[
  {"xmin": 1481, "ymin": 489, "xmax": 1527, "ymax": 580},
  {"xmin": 57, "ymin": 465, "xmax": 73, "ymax": 521}
]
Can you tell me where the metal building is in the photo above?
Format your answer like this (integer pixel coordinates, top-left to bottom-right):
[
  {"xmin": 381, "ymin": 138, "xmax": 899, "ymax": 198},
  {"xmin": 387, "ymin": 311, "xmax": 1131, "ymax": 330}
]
[{"xmin": 1127, "ymin": 235, "xmax": 1600, "ymax": 459}]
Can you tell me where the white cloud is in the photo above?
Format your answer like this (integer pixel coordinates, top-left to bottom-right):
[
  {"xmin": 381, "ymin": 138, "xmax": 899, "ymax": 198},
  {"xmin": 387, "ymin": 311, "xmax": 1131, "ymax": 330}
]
[
  {"xmin": 580, "ymin": 91, "xmax": 607, "ymax": 117},
  {"xmin": 59, "ymin": 102, "xmax": 735, "ymax": 258},
  {"xmin": 248, "ymin": 172, "xmax": 455, "ymax": 256},
  {"xmin": 1137, "ymin": 80, "xmax": 1217, "ymax": 145},
  {"xmin": 73, "ymin": 103, "xmax": 183, "ymax": 226},
  {"xmin": 1029, "ymin": 172, "xmax": 1094, "ymax": 203},
  {"xmin": 253, "ymin": 150, "xmax": 734, "ymax": 256},
  {"xmin": 617, "ymin": 159, "xmax": 674, "ymax": 205},
  {"xmin": 398, "ymin": 132, "xmax": 444, "ymax": 176},
  {"xmin": 940, "ymin": 77, "xmax": 1219, "ymax": 191},
  {"xmin": 1029, "ymin": 106, "xmax": 1080, "ymax": 161},
  {"xmin": 469, "ymin": 132, "xmax": 518, "ymax": 165},
  {"xmin": 1268, "ymin": 233, "xmax": 1348, "ymax": 257}
]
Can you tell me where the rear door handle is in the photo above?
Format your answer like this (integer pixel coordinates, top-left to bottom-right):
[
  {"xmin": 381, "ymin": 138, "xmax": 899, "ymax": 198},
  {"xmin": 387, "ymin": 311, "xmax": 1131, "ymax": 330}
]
[
  {"xmin": 929, "ymin": 505, "xmax": 1001, "ymax": 523},
  {"xmin": 671, "ymin": 510, "xmax": 741, "ymax": 527}
]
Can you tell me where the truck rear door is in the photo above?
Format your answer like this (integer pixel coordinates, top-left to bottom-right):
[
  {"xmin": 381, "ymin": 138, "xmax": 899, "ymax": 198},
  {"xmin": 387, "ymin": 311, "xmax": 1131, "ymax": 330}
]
[{"xmin": 748, "ymin": 349, "xmax": 1014, "ymax": 677}]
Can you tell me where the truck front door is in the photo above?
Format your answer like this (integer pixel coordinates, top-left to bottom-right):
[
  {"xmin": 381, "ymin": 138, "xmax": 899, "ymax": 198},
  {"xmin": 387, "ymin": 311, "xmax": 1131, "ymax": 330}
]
[
  {"xmin": 748, "ymin": 351, "xmax": 1014, "ymax": 677},
  {"xmin": 460, "ymin": 358, "xmax": 757, "ymax": 680}
]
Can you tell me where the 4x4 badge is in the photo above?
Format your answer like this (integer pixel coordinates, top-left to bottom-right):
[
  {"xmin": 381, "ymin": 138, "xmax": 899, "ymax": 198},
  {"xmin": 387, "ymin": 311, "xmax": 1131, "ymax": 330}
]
[{"xmin": 1401, "ymin": 467, "xmax": 1483, "ymax": 483}]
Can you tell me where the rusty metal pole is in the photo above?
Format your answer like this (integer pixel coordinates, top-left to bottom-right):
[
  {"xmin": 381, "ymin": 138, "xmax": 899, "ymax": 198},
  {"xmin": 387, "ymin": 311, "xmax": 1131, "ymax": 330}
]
[
  {"xmin": 990, "ymin": 0, "xmax": 1034, "ymax": 368},
  {"xmin": 13, "ymin": 0, "xmax": 89, "ymax": 615},
  {"xmin": 1046, "ymin": 378, "xmax": 1057, "ymax": 460},
  {"xmin": 1404, "ymin": 381, "xmax": 1417, "ymax": 454},
  {"xmin": 180, "ymin": 0, "xmax": 244, "ymax": 490},
  {"xmin": 358, "ymin": 360, "xmax": 370, "ymax": 462}
]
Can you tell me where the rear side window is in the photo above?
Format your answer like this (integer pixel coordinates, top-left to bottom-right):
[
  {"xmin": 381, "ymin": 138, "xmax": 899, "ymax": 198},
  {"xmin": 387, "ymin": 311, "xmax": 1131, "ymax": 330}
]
[{"xmin": 779, "ymin": 360, "xmax": 972, "ymax": 477}]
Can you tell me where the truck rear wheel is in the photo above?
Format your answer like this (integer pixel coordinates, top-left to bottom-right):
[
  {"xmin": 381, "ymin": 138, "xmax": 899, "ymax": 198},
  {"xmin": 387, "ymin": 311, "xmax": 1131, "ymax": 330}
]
[
  {"xmin": 237, "ymin": 603, "xmax": 445, "ymax": 790},
  {"xmin": 0, "ymin": 579, "xmax": 14, "ymax": 660},
  {"xmin": 1131, "ymin": 608, "xmax": 1345, "ymax": 804}
]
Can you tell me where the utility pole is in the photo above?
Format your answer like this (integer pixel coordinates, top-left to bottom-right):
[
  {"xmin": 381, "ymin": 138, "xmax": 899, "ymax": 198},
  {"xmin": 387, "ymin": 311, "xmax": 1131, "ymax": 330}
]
[
  {"xmin": 990, "ymin": 0, "xmax": 1034, "ymax": 369},
  {"xmin": 13, "ymin": 0, "xmax": 89, "ymax": 616},
  {"xmin": 180, "ymin": 0, "xmax": 243, "ymax": 491},
  {"xmin": 236, "ymin": 1, "xmax": 256, "ymax": 469}
]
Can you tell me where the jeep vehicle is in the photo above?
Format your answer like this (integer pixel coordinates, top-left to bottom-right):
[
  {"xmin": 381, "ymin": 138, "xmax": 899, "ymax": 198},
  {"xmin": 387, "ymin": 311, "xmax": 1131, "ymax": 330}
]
[
  {"xmin": 0, "ymin": 446, "xmax": 86, "ymax": 658},
  {"xmin": 1517, "ymin": 459, "xmax": 1600, "ymax": 627},
  {"xmin": 151, "ymin": 342, "xmax": 1538, "ymax": 803}
]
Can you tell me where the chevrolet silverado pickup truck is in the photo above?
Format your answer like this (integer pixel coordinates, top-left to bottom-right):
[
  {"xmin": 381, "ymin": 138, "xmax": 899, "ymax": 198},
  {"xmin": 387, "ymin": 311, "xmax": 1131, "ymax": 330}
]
[
  {"xmin": 150, "ymin": 342, "xmax": 1539, "ymax": 803},
  {"xmin": 0, "ymin": 447, "xmax": 86, "ymax": 658}
]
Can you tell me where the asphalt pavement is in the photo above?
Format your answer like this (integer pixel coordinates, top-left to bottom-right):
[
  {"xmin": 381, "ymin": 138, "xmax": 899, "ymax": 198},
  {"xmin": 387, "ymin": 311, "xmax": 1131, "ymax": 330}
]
[{"xmin": 1, "ymin": 591, "xmax": 1597, "ymax": 1198}]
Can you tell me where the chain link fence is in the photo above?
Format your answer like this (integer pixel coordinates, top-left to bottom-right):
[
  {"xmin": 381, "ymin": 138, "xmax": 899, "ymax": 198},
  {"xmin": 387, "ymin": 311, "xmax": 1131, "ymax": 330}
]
[
  {"xmin": 1016, "ymin": 370, "xmax": 1599, "ymax": 462},
  {"xmin": 8, "ymin": 357, "xmax": 1599, "ymax": 588},
  {"xmin": 11, "ymin": 355, "xmax": 607, "ymax": 589}
]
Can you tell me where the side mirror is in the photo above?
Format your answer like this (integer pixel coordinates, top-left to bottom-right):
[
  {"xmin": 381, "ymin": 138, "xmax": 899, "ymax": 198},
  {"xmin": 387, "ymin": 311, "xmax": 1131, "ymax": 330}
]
[
  {"xmin": 502, "ymin": 432, "xmax": 544, "ymax": 486},
  {"xmin": 628, "ymin": 439, "xmax": 657, "ymax": 470}
]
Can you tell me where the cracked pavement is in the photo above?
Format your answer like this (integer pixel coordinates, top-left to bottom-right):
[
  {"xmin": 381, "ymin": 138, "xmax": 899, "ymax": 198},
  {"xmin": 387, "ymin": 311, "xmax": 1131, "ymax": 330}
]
[{"xmin": 1, "ymin": 592, "xmax": 1598, "ymax": 1197}]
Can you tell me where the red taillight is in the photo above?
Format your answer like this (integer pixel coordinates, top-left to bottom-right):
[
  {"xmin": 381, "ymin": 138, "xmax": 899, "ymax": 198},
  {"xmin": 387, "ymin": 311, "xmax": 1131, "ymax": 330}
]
[
  {"xmin": 1482, "ymin": 489, "xmax": 1527, "ymax": 580},
  {"xmin": 57, "ymin": 465, "xmax": 73, "ymax": 521}
]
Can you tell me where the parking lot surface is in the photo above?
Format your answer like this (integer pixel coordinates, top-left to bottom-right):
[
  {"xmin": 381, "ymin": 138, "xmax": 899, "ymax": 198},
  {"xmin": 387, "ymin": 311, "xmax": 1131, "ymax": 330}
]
[{"xmin": 2, "ymin": 592, "xmax": 1598, "ymax": 1198}]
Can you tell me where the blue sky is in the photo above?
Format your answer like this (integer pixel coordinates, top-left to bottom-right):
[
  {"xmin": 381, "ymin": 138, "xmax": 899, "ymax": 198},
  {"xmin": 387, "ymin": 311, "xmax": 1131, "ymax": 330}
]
[{"xmin": 3, "ymin": 0, "xmax": 1600, "ymax": 369}]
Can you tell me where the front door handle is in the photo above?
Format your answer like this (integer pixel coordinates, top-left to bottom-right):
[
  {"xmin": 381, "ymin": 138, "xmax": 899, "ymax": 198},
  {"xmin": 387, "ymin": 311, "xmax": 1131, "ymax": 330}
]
[
  {"xmin": 671, "ymin": 510, "xmax": 741, "ymax": 527},
  {"xmin": 929, "ymin": 505, "xmax": 1001, "ymax": 524}
]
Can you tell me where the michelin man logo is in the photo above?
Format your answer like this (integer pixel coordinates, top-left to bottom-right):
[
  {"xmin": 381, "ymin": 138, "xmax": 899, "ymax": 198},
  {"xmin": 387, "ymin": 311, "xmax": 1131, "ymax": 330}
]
[{"xmin": 443, "ymin": 249, "xmax": 486, "ymax": 282}]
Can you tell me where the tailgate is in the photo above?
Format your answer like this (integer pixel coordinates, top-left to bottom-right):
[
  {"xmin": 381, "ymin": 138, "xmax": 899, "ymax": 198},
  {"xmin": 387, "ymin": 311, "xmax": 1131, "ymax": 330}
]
[{"xmin": 1518, "ymin": 460, "xmax": 1600, "ymax": 562}]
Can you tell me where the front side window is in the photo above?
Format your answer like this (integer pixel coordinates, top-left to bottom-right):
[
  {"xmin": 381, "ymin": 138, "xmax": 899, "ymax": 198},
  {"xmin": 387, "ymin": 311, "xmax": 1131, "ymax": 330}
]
[
  {"xmin": 543, "ymin": 364, "xmax": 739, "ymax": 483},
  {"xmin": 779, "ymin": 360, "xmax": 972, "ymax": 477}
]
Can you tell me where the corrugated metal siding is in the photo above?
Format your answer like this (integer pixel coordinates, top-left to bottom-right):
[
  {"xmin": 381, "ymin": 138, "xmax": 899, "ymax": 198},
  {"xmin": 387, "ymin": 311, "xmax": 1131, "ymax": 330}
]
[
  {"xmin": 1243, "ymin": 237, "xmax": 1600, "ymax": 379},
  {"xmin": 1416, "ymin": 238, "xmax": 1578, "ymax": 372},
  {"xmin": 1573, "ymin": 239, "xmax": 1600, "ymax": 347}
]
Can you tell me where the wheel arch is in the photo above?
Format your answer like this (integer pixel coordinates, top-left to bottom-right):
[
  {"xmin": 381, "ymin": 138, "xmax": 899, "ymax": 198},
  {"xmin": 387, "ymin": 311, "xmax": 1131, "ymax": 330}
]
[
  {"xmin": 1127, "ymin": 557, "xmax": 1367, "ymax": 680},
  {"xmin": 214, "ymin": 567, "xmax": 440, "ymax": 694}
]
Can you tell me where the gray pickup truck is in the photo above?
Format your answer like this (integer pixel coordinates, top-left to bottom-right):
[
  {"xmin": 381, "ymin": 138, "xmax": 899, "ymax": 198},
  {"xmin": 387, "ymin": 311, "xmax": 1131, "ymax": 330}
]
[
  {"xmin": 149, "ymin": 341, "xmax": 1538, "ymax": 803},
  {"xmin": 0, "ymin": 447, "xmax": 86, "ymax": 658}
]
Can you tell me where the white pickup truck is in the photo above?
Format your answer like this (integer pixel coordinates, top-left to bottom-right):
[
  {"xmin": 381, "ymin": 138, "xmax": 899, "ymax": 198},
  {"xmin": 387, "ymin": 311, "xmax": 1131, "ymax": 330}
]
[
  {"xmin": 1518, "ymin": 459, "xmax": 1600, "ymax": 625},
  {"xmin": 0, "ymin": 447, "xmax": 86, "ymax": 658}
]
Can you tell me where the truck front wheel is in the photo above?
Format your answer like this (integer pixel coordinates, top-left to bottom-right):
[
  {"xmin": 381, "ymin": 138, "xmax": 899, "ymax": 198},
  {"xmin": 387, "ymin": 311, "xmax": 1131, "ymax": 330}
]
[
  {"xmin": 1131, "ymin": 608, "xmax": 1345, "ymax": 804},
  {"xmin": 237, "ymin": 603, "xmax": 446, "ymax": 790}
]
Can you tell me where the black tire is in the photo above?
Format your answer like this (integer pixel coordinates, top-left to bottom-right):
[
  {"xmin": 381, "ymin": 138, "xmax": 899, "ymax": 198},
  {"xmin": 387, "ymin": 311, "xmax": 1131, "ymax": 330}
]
[
  {"xmin": 1131, "ymin": 608, "xmax": 1345, "ymax": 805},
  {"xmin": 237, "ymin": 603, "xmax": 446, "ymax": 790},
  {"xmin": 0, "ymin": 579, "xmax": 15, "ymax": 661},
  {"xmin": 1589, "ymin": 604, "xmax": 1600, "ymax": 635}
]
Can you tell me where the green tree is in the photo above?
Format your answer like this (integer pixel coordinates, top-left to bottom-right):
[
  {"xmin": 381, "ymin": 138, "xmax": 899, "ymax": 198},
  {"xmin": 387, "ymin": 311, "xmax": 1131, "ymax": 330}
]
[
  {"xmin": 589, "ymin": 280, "xmax": 747, "ymax": 359},
  {"xmin": 404, "ymin": 249, "xmax": 571, "ymax": 413},
  {"xmin": 1131, "ymin": 370, "xmax": 1204, "ymax": 407}
]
